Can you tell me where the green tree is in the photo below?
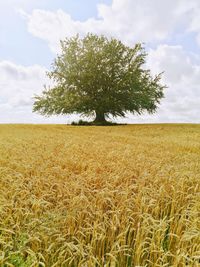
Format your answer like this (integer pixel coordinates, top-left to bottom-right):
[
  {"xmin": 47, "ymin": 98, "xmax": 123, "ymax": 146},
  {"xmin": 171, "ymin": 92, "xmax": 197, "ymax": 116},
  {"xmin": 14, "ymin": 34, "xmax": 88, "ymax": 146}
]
[{"xmin": 33, "ymin": 33, "xmax": 165, "ymax": 124}]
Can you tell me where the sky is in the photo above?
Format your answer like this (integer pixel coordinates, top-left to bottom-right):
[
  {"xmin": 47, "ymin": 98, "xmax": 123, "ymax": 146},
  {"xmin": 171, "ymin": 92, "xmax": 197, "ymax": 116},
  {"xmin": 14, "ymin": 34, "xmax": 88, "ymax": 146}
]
[{"xmin": 0, "ymin": 0, "xmax": 200, "ymax": 124}]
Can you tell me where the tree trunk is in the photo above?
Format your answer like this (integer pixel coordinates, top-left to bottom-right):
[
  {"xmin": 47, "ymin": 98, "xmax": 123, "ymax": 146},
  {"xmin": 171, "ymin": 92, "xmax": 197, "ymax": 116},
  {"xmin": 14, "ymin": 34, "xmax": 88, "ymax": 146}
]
[{"xmin": 94, "ymin": 111, "xmax": 107, "ymax": 123}]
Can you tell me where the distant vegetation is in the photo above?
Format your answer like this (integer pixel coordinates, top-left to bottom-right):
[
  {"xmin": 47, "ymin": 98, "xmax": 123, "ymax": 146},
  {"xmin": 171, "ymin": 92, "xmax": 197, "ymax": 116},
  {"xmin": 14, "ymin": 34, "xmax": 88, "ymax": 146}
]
[
  {"xmin": 33, "ymin": 34, "xmax": 165, "ymax": 125},
  {"xmin": 0, "ymin": 124, "xmax": 199, "ymax": 266},
  {"xmin": 71, "ymin": 119, "xmax": 120, "ymax": 126}
]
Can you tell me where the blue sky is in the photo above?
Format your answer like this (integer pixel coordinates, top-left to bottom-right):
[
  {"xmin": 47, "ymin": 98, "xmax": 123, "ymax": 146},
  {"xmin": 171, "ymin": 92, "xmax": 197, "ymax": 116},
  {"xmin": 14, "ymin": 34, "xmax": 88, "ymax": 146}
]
[{"xmin": 0, "ymin": 0, "xmax": 200, "ymax": 123}]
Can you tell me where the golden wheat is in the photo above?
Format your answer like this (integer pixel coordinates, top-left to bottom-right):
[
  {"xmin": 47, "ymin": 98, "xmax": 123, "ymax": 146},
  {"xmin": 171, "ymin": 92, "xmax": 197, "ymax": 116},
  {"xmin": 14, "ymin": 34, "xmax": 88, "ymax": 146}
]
[{"xmin": 0, "ymin": 124, "xmax": 199, "ymax": 267}]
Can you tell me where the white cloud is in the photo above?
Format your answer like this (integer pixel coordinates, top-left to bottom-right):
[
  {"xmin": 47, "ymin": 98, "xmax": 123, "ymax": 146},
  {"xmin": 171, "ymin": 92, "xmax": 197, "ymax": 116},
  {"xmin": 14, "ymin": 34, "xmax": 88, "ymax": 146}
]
[
  {"xmin": 19, "ymin": 9, "xmax": 103, "ymax": 53},
  {"xmin": 141, "ymin": 45, "xmax": 200, "ymax": 123},
  {"xmin": 0, "ymin": 61, "xmax": 80, "ymax": 123},
  {"xmin": 0, "ymin": 61, "xmax": 46, "ymax": 122},
  {"xmin": 20, "ymin": 0, "xmax": 200, "ymax": 53},
  {"xmin": 188, "ymin": 7, "xmax": 200, "ymax": 46},
  {"xmin": 20, "ymin": 9, "xmax": 77, "ymax": 53},
  {"xmin": 0, "ymin": 61, "xmax": 47, "ymax": 107},
  {"xmin": 97, "ymin": 0, "xmax": 197, "ymax": 44}
]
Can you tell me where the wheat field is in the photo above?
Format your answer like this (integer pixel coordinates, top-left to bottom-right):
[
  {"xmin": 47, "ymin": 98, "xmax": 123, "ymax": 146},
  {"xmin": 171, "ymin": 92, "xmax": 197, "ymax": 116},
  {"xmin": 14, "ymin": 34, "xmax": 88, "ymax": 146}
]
[{"xmin": 0, "ymin": 124, "xmax": 199, "ymax": 267}]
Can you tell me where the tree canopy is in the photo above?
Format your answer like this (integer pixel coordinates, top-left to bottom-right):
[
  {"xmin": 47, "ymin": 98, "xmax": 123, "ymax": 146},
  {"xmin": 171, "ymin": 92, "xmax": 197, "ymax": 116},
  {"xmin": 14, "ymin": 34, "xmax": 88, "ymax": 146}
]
[{"xmin": 33, "ymin": 33, "xmax": 165, "ymax": 124}]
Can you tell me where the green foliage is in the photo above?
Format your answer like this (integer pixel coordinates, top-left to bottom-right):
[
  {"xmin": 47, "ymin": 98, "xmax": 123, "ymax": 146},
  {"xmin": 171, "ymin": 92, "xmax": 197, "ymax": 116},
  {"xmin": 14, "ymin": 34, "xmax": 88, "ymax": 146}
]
[
  {"xmin": 7, "ymin": 254, "xmax": 34, "ymax": 267},
  {"xmin": 33, "ymin": 33, "xmax": 166, "ymax": 122},
  {"xmin": 71, "ymin": 119, "xmax": 120, "ymax": 126}
]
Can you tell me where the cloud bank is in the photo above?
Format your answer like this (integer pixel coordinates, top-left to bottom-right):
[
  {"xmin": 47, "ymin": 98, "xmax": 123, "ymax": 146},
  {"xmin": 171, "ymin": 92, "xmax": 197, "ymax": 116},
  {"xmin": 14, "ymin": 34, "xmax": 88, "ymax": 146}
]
[{"xmin": 21, "ymin": 0, "xmax": 200, "ymax": 53}]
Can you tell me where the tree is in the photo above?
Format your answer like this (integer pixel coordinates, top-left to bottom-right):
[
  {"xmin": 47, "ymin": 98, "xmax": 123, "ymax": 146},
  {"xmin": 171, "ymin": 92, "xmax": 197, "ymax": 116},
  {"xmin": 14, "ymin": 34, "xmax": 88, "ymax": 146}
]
[{"xmin": 33, "ymin": 33, "xmax": 165, "ymax": 124}]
